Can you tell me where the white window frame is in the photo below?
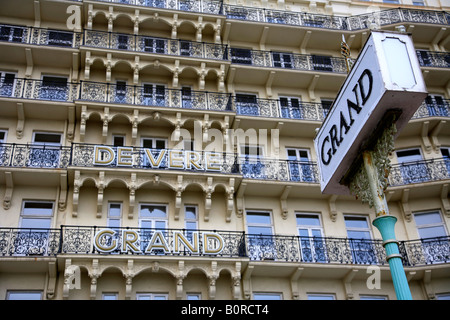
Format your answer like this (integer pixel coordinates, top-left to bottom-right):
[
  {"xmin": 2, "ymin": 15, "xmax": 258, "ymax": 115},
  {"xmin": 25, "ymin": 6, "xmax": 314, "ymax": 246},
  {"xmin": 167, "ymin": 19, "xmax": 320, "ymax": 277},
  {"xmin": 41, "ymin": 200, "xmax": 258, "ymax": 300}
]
[
  {"xmin": 436, "ymin": 293, "xmax": 450, "ymax": 300},
  {"xmin": 307, "ymin": 293, "xmax": 336, "ymax": 300},
  {"xmin": 413, "ymin": 210, "xmax": 448, "ymax": 239},
  {"xmin": 240, "ymin": 145, "xmax": 264, "ymax": 159},
  {"xmin": 0, "ymin": 129, "xmax": 7, "ymax": 143},
  {"xmin": 0, "ymin": 71, "xmax": 18, "ymax": 97},
  {"xmin": 396, "ymin": 148, "xmax": 423, "ymax": 164},
  {"xmin": 107, "ymin": 202, "xmax": 122, "ymax": 229},
  {"xmin": 360, "ymin": 295, "xmax": 388, "ymax": 300},
  {"xmin": 344, "ymin": 215, "xmax": 373, "ymax": 240},
  {"xmin": 140, "ymin": 137, "xmax": 167, "ymax": 149},
  {"xmin": 112, "ymin": 134, "xmax": 126, "ymax": 147},
  {"xmin": 186, "ymin": 293, "xmax": 201, "ymax": 300},
  {"xmin": 246, "ymin": 210, "xmax": 274, "ymax": 235},
  {"xmin": 32, "ymin": 132, "xmax": 62, "ymax": 146},
  {"xmin": 184, "ymin": 205, "xmax": 198, "ymax": 231},
  {"xmin": 141, "ymin": 82, "xmax": 166, "ymax": 106},
  {"xmin": 139, "ymin": 203, "xmax": 168, "ymax": 230},
  {"xmin": 272, "ymin": 52, "xmax": 293, "ymax": 69},
  {"xmin": 136, "ymin": 293, "xmax": 168, "ymax": 300},
  {"xmin": 6, "ymin": 291, "xmax": 43, "ymax": 300},
  {"xmin": 20, "ymin": 200, "xmax": 54, "ymax": 229},
  {"xmin": 253, "ymin": 292, "xmax": 283, "ymax": 300},
  {"xmin": 102, "ymin": 292, "xmax": 119, "ymax": 300}
]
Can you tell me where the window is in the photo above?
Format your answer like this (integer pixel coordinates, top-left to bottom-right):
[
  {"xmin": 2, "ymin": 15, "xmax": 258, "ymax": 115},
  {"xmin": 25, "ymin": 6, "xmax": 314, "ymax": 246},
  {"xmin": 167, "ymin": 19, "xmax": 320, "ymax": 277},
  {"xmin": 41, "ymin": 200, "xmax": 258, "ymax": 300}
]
[
  {"xmin": 246, "ymin": 211, "xmax": 275, "ymax": 260},
  {"xmin": 417, "ymin": 50, "xmax": 432, "ymax": 66},
  {"xmin": 425, "ymin": 95, "xmax": 448, "ymax": 117},
  {"xmin": 312, "ymin": 55, "xmax": 333, "ymax": 71},
  {"xmin": 136, "ymin": 293, "xmax": 168, "ymax": 300},
  {"xmin": 360, "ymin": 295, "xmax": 388, "ymax": 300},
  {"xmin": 436, "ymin": 293, "xmax": 450, "ymax": 300},
  {"xmin": 30, "ymin": 132, "xmax": 62, "ymax": 168},
  {"xmin": 235, "ymin": 93, "xmax": 259, "ymax": 115},
  {"xmin": 253, "ymin": 293, "xmax": 283, "ymax": 300},
  {"xmin": 115, "ymin": 80, "xmax": 127, "ymax": 103},
  {"xmin": 139, "ymin": 204, "xmax": 168, "ymax": 253},
  {"xmin": 6, "ymin": 291, "xmax": 43, "ymax": 300},
  {"xmin": 185, "ymin": 205, "xmax": 198, "ymax": 231},
  {"xmin": 321, "ymin": 99, "xmax": 334, "ymax": 118},
  {"xmin": 412, "ymin": 0, "xmax": 424, "ymax": 5},
  {"xmin": 186, "ymin": 293, "xmax": 201, "ymax": 300},
  {"xmin": 272, "ymin": 52, "xmax": 293, "ymax": 69},
  {"xmin": 287, "ymin": 148, "xmax": 314, "ymax": 182},
  {"xmin": 0, "ymin": 130, "xmax": 7, "ymax": 143},
  {"xmin": 297, "ymin": 213, "xmax": 326, "ymax": 262},
  {"xmin": 0, "ymin": 25, "xmax": 25, "ymax": 43},
  {"xmin": 279, "ymin": 96, "xmax": 301, "ymax": 119},
  {"xmin": 241, "ymin": 145, "xmax": 263, "ymax": 159},
  {"xmin": 20, "ymin": 201, "xmax": 54, "ymax": 229},
  {"xmin": 107, "ymin": 202, "xmax": 122, "ymax": 229},
  {"xmin": 33, "ymin": 132, "xmax": 62, "ymax": 146},
  {"xmin": 102, "ymin": 292, "xmax": 119, "ymax": 300},
  {"xmin": 180, "ymin": 41, "xmax": 192, "ymax": 56},
  {"xmin": 344, "ymin": 215, "xmax": 378, "ymax": 264},
  {"xmin": 141, "ymin": 137, "xmax": 167, "ymax": 149},
  {"xmin": 442, "ymin": 147, "xmax": 450, "ymax": 174},
  {"xmin": 230, "ymin": 48, "xmax": 253, "ymax": 65},
  {"xmin": 181, "ymin": 86, "xmax": 193, "ymax": 108},
  {"xmin": 0, "ymin": 71, "xmax": 17, "ymax": 97},
  {"xmin": 117, "ymin": 34, "xmax": 129, "ymax": 50},
  {"xmin": 142, "ymin": 37, "xmax": 165, "ymax": 53},
  {"xmin": 414, "ymin": 211, "xmax": 447, "ymax": 239},
  {"xmin": 40, "ymin": 75, "xmax": 68, "ymax": 101},
  {"xmin": 141, "ymin": 83, "xmax": 166, "ymax": 106},
  {"xmin": 396, "ymin": 148, "xmax": 427, "ymax": 184},
  {"xmin": 47, "ymin": 30, "xmax": 73, "ymax": 47},
  {"xmin": 307, "ymin": 293, "xmax": 336, "ymax": 300},
  {"xmin": 112, "ymin": 135, "xmax": 125, "ymax": 147}
]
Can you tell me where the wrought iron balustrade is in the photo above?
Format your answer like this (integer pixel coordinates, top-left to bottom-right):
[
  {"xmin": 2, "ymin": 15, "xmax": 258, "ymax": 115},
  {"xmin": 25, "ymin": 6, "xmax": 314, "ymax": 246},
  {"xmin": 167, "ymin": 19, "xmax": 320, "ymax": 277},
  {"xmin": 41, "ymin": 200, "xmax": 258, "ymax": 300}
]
[
  {"xmin": 0, "ymin": 24, "xmax": 81, "ymax": 48},
  {"xmin": 0, "ymin": 143, "xmax": 72, "ymax": 169},
  {"xmin": 0, "ymin": 76, "xmax": 79, "ymax": 102},
  {"xmin": 229, "ymin": 48, "xmax": 349, "ymax": 74},
  {"xmin": 239, "ymin": 157, "xmax": 320, "ymax": 183},
  {"xmin": 70, "ymin": 143, "xmax": 240, "ymax": 175},
  {"xmin": 0, "ymin": 228, "xmax": 61, "ymax": 256},
  {"xmin": 84, "ymin": 29, "xmax": 228, "ymax": 60},
  {"xmin": 79, "ymin": 80, "xmax": 233, "ymax": 111},
  {"xmin": 235, "ymin": 96, "xmax": 325, "ymax": 121},
  {"xmin": 416, "ymin": 50, "xmax": 450, "ymax": 68},
  {"xmin": 388, "ymin": 158, "xmax": 450, "ymax": 186},
  {"xmin": 93, "ymin": 0, "xmax": 224, "ymax": 14},
  {"xmin": 224, "ymin": 6, "xmax": 449, "ymax": 30},
  {"xmin": 2, "ymin": 226, "xmax": 448, "ymax": 267},
  {"xmin": 413, "ymin": 97, "xmax": 449, "ymax": 118}
]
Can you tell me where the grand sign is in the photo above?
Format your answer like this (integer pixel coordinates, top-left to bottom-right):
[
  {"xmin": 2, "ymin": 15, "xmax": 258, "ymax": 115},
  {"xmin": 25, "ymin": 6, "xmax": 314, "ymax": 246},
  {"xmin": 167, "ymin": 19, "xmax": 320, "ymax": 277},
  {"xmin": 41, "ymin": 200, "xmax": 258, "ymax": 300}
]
[
  {"xmin": 314, "ymin": 31, "xmax": 427, "ymax": 195},
  {"xmin": 93, "ymin": 228, "xmax": 225, "ymax": 255}
]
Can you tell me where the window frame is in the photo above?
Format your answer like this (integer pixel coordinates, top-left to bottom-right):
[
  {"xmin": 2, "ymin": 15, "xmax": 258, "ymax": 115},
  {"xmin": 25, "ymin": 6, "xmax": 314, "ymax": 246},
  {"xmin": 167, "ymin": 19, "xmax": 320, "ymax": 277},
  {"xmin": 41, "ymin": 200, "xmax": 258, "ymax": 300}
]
[
  {"xmin": 136, "ymin": 293, "xmax": 168, "ymax": 300},
  {"xmin": 6, "ymin": 290, "xmax": 43, "ymax": 300},
  {"xmin": 253, "ymin": 292, "xmax": 283, "ymax": 300},
  {"xmin": 246, "ymin": 210, "xmax": 274, "ymax": 236},
  {"xmin": 20, "ymin": 200, "xmax": 54, "ymax": 230},
  {"xmin": 413, "ymin": 210, "xmax": 448, "ymax": 240}
]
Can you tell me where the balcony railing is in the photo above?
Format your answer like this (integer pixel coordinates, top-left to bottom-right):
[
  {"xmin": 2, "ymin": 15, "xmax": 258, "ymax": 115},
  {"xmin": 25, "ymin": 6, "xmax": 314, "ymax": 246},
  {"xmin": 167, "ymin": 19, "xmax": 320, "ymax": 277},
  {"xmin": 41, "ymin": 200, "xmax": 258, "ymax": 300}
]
[
  {"xmin": 0, "ymin": 24, "xmax": 82, "ymax": 48},
  {"xmin": 78, "ymin": 80, "xmax": 233, "ymax": 111},
  {"xmin": 389, "ymin": 158, "xmax": 450, "ymax": 187},
  {"xmin": 416, "ymin": 50, "xmax": 450, "ymax": 68},
  {"xmin": 1, "ymin": 226, "xmax": 448, "ymax": 267},
  {"xmin": 83, "ymin": 29, "xmax": 229, "ymax": 60},
  {"xmin": 93, "ymin": 0, "xmax": 224, "ymax": 15},
  {"xmin": 235, "ymin": 97, "xmax": 325, "ymax": 121},
  {"xmin": 239, "ymin": 157, "xmax": 320, "ymax": 183},
  {"xmin": 0, "ymin": 143, "xmax": 72, "ymax": 169},
  {"xmin": 413, "ymin": 97, "xmax": 450, "ymax": 119},
  {"xmin": 224, "ymin": 6, "xmax": 450, "ymax": 30}
]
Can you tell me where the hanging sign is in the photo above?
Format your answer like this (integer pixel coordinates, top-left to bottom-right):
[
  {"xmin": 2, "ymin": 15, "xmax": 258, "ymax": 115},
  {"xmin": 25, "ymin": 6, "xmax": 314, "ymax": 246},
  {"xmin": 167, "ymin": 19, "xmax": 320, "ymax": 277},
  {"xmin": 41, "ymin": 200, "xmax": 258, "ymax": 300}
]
[{"xmin": 314, "ymin": 31, "xmax": 428, "ymax": 195}]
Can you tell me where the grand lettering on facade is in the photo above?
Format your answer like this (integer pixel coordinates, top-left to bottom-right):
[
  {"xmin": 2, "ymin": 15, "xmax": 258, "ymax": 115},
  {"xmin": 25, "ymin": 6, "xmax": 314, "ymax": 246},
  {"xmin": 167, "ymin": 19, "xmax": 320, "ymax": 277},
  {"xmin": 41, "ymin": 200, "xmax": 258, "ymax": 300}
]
[
  {"xmin": 320, "ymin": 68, "xmax": 373, "ymax": 166},
  {"xmin": 93, "ymin": 228, "xmax": 225, "ymax": 255},
  {"xmin": 93, "ymin": 146, "xmax": 223, "ymax": 171}
]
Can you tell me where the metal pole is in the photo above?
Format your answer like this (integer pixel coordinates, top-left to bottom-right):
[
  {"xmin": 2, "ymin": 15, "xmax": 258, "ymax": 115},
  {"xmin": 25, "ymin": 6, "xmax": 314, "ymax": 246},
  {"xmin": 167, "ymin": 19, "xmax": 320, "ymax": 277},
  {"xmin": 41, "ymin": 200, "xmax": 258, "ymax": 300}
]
[{"xmin": 362, "ymin": 151, "xmax": 413, "ymax": 300}]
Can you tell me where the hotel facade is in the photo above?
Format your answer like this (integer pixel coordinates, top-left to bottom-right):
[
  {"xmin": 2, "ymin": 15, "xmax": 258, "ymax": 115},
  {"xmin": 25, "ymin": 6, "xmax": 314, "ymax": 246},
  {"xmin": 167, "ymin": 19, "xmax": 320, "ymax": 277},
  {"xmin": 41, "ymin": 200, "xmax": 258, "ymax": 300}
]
[{"xmin": 0, "ymin": 0, "xmax": 449, "ymax": 300}]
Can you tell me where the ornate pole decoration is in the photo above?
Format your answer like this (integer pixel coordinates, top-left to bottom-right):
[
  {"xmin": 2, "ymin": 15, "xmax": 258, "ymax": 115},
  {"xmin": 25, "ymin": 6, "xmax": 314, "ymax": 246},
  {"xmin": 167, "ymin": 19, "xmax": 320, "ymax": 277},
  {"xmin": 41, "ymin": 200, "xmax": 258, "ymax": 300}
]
[
  {"xmin": 345, "ymin": 114, "xmax": 413, "ymax": 300},
  {"xmin": 341, "ymin": 34, "xmax": 353, "ymax": 73}
]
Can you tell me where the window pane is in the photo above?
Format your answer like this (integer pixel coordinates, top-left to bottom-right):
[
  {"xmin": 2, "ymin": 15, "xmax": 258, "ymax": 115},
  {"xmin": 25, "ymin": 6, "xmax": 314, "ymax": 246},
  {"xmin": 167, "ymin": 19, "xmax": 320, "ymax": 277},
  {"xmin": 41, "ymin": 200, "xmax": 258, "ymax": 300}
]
[
  {"xmin": 23, "ymin": 202, "xmax": 53, "ymax": 216},
  {"xmin": 187, "ymin": 294, "xmax": 201, "ymax": 300},
  {"xmin": 103, "ymin": 293, "xmax": 118, "ymax": 300},
  {"xmin": 418, "ymin": 226, "xmax": 447, "ymax": 239},
  {"xmin": 140, "ymin": 205, "xmax": 166, "ymax": 218},
  {"xmin": 21, "ymin": 218, "xmax": 51, "ymax": 229},
  {"xmin": 7, "ymin": 291, "xmax": 42, "ymax": 300},
  {"xmin": 307, "ymin": 294, "xmax": 335, "ymax": 300},
  {"xmin": 248, "ymin": 226, "xmax": 272, "ymax": 235},
  {"xmin": 414, "ymin": 212, "xmax": 443, "ymax": 226},
  {"xmin": 33, "ymin": 133, "xmax": 61, "ymax": 144},
  {"xmin": 347, "ymin": 230, "xmax": 371, "ymax": 240},
  {"xmin": 253, "ymin": 293, "xmax": 282, "ymax": 300},
  {"xmin": 185, "ymin": 221, "xmax": 197, "ymax": 230},
  {"xmin": 344, "ymin": 217, "xmax": 368, "ymax": 229},
  {"xmin": 247, "ymin": 212, "xmax": 271, "ymax": 225},
  {"xmin": 108, "ymin": 219, "xmax": 121, "ymax": 229},
  {"xmin": 185, "ymin": 206, "xmax": 196, "ymax": 220},
  {"xmin": 108, "ymin": 203, "xmax": 121, "ymax": 217},
  {"xmin": 297, "ymin": 214, "xmax": 321, "ymax": 226}
]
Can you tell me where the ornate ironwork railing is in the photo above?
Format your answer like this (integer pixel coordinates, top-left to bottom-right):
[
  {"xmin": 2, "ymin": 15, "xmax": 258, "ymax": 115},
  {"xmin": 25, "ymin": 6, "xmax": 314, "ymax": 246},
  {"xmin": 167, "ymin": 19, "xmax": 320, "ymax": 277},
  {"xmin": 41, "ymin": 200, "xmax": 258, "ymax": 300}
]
[
  {"xmin": 70, "ymin": 143, "xmax": 240, "ymax": 175},
  {"xmin": 0, "ymin": 24, "xmax": 82, "ymax": 48},
  {"xmin": 416, "ymin": 50, "xmax": 450, "ymax": 68},
  {"xmin": 0, "ymin": 143, "xmax": 72, "ymax": 169},
  {"xmin": 1, "ymin": 226, "xmax": 448, "ymax": 268},
  {"xmin": 92, "ymin": 0, "xmax": 224, "ymax": 15},
  {"xmin": 412, "ymin": 97, "xmax": 450, "ymax": 119},
  {"xmin": 239, "ymin": 157, "xmax": 320, "ymax": 183},
  {"xmin": 83, "ymin": 29, "xmax": 228, "ymax": 60},
  {"xmin": 230, "ymin": 48, "xmax": 350, "ymax": 74},
  {"xmin": 224, "ymin": 6, "xmax": 450, "ymax": 30},
  {"xmin": 78, "ymin": 81, "xmax": 233, "ymax": 111},
  {"xmin": 388, "ymin": 158, "xmax": 450, "ymax": 186},
  {"xmin": 235, "ymin": 97, "xmax": 325, "ymax": 121}
]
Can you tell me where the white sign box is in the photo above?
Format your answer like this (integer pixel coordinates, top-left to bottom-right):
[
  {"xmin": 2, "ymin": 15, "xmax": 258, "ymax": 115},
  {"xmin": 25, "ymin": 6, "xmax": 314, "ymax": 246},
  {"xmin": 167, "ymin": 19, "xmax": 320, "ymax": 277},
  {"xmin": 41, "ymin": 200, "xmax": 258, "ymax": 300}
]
[{"xmin": 314, "ymin": 31, "xmax": 427, "ymax": 195}]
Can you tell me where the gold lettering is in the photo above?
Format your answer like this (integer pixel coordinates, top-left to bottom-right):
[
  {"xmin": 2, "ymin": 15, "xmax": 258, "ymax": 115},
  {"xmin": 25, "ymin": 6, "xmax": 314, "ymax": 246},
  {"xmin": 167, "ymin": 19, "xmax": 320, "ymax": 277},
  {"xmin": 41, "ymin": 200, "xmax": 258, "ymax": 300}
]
[
  {"xmin": 186, "ymin": 151, "xmax": 203, "ymax": 170},
  {"xmin": 145, "ymin": 231, "xmax": 170, "ymax": 253},
  {"xmin": 169, "ymin": 150, "xmax": 184, "ymax": 169},
  {"xmin": 117, "ymin": 147, "xmax": 133, "ymax": 166},
  {"xmin": 94, "ymin": 146, "xmax": 115, "ymax": 165},
  {"xmin": 144, "ymin": 149, "xmax": 167, "ymax": 168},
  {"xmin": 94, "ymin": 228, "xmax": 117, "ymax": 253},
  {"xmin": 202, "ymin": 232, "xmax": 224, "ymax": 254},
  {"xmin": 121, "ymin": 230, "xmax": 141, "ymax": 253},
  {"xmin": 205, "ymin": 152, "xmax": 222, "ymax": 171},
  {"xmin": 173, "ymin": 231, "xmax": 199, "ymax": 254}
]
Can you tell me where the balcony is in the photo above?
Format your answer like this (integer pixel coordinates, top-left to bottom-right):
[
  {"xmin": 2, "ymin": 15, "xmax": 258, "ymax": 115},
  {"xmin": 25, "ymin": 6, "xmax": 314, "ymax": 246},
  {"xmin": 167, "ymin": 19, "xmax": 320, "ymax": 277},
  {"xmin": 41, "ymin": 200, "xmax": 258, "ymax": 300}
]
[
  {"xmin": 0, "ymin": 143, "xmax": 71, "ymax": 169},
  {"xmin": 90, "ymin": 0, "xmax": 224, "ymax": 15},
  {"xmin": 1, "ymin": 226, "xmax": 448, "ymax": 267},
  {"xmin": 389, "ymin": 158, "xmax": 450, "ymax": 187},
  {"xmin": 413, "ymin": 97, "xmax": 449, "ymax": 119},
  {"xmin": 224, "ymin": 6, "xmax": 449, "ymax": 31},
  {"xmin": 416, "ymin": 50, "xmax": 450, "ymax": 69},
  {"xmin": 78, "ymin": 81, "xmax": 233, "ymax": 112},
  {"xmin": 0, "ymin": 24, "xmax": 81, "ymax": 48},
  {"xmin": 83, "ymin": 29, "xmax": 229, "ymax": 61}
]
